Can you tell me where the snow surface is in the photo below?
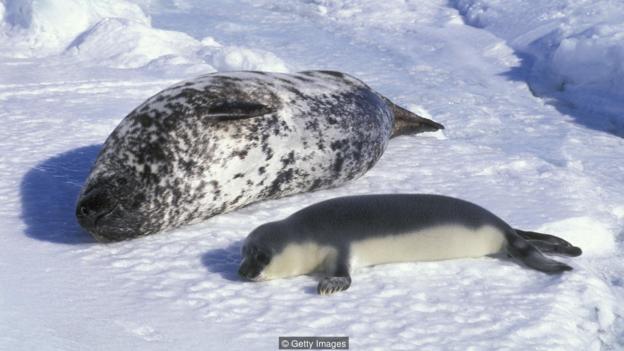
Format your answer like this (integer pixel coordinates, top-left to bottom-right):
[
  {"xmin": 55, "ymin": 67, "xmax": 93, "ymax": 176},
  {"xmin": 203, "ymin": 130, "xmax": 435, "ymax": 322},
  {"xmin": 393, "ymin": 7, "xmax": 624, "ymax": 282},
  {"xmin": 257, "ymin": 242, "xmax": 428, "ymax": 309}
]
[
  {"xmin": 453, "ymin": 0, "xmax": 624, "ymax": 134},
  {"xmin": 1, "ymin": 0, "xmax": 623, "ymax": 350}
]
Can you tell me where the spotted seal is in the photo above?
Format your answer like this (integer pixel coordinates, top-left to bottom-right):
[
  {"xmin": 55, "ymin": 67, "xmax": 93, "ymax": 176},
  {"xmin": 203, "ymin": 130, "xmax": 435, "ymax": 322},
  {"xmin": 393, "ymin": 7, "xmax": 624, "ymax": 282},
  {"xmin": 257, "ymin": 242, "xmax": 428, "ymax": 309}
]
[
  {"xmin": 238, "ymin": 194, "xmax": 582, "ymax": 295},
  {"xmin": 76, "ymin": 71, "xmax": 444, "ymax": 242}
]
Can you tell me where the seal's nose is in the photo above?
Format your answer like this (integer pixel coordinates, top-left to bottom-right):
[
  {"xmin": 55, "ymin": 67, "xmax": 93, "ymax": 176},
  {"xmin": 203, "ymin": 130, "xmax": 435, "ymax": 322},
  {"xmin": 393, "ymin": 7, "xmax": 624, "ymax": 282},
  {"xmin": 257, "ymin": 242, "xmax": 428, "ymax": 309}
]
[
  {"xmin": 76, "ymin": 188, "xmax": 114, "ymax": 229},
  {"xmin": 238, "ymin": 263, "xmax": 250, "ymax": 280},
  {"xmin": 238, "ymin": 260, "xmax": 253, "ymax": 280}
]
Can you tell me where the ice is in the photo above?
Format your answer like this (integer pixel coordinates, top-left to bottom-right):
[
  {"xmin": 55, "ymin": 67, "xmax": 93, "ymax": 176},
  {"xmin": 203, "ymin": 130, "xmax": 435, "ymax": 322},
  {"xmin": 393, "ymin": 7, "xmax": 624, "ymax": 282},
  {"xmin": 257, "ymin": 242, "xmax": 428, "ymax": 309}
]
[
  {"xmin": 208, "ymin": 46, "xmax": 289, "ymax": 72},
  {"xmin": 453, "ymin": 0, "xmax": 624, "ymax": 133},
  {"xmin": 0, "ymin": 0, "xmax": 149, "ymax": 57},
  {"xmin": 64, "ymin": 17, "xmax": 200, "ymax": 68},
  {"xmin": 1, "ymin": 0, "xmax": 623, "ymax": 350},
  {"xmin": 0, "ymin": 0, "xmax": 288, "ymax": 72}
]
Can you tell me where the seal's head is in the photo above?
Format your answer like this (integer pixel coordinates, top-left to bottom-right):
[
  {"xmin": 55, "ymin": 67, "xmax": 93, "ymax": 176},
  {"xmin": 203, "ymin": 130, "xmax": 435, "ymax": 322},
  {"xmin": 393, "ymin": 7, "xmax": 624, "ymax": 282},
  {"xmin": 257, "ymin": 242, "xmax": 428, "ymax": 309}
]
[
  {"xmin": 238, "ymin": 224, "xmax": 281, "ymax": 281},
  {"xmin": 74, "ymin": 120, "xmax": 184, "ymax": 242},
  {"xmin": 238, "ymin": 243, "xmax": 273, "ymax": 281},
  {"xmin": 76, "ymin": 75, "xmax": 282, "ymax": 242},
  {"xmin": 75, "ymin": 89, "xmax": 229, "ymax": 242}
]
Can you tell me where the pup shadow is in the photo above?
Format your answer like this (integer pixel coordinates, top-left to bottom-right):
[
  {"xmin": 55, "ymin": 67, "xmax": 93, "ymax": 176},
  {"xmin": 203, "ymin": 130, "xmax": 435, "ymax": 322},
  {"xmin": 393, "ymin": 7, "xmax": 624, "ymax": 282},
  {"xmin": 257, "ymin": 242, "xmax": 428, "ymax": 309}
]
[
  {"xmin": 201, "ymin": 240, "xmax": 244, "ymax": 282},
  {"xmin": 20, "ymin": 145, "xmax": 101, "ymax": 244}
]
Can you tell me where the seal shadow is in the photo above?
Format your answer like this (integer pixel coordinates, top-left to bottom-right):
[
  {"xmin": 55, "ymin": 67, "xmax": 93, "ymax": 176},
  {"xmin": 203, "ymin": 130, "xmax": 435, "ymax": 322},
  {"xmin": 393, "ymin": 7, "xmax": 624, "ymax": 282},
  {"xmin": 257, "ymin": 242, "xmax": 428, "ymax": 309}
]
[
  {"xmin": 20, "ymin": 144, "xmax": 101, "ymax": 244},
  {"xmin": 201, "ymin": 240, "xmax": 244, "ymax": 282}
]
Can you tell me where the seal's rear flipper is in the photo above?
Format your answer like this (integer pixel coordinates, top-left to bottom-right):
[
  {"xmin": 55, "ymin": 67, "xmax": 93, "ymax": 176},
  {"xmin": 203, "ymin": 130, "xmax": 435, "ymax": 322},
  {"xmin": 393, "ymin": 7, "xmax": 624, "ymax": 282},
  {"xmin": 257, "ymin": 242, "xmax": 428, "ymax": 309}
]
[
  {"xmin": 384, "ymin": 98, "xmax": 444, "ymax": 137},
  {"xmin": 515, "ymin": 229, "xmax": 582, "ymax": 257},
  {"xmin": 524, "ymin": 240, "xmax": 583, "ymax": 257},
  {"xmin": 505, "ymin": 230, "xmax": 573, "ymax": 274}
]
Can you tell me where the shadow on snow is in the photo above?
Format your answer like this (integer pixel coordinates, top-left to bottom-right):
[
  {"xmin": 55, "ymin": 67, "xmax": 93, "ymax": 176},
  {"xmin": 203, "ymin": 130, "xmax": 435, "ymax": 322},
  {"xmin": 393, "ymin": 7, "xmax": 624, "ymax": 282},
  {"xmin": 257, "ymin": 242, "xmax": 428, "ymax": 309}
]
[
  {"xmin": 201, "ymin": 240, "xmax": 244, "ymax": 282},
  {"xmin": 20, "ymin": 145, "xmax": 101, "ymax": 244},
  {"xmin": 501, "ymin": 51, "xmax": 624, "ymax": 138}
]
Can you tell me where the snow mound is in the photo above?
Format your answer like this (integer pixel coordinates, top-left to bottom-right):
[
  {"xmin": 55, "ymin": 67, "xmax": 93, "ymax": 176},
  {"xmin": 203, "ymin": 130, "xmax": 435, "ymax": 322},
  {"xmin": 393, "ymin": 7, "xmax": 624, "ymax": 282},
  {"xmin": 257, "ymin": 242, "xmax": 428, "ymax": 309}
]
[
  {"xmin": 65, "ymin": 18, "xmax": 199, "ymax": 69},
  {"xmin": 1, "ymin": 0, "xmax": 289, "ymax": 73},
  {"xmin": 0, "ymin": 0, "xmax": 148, "ymax": 57},
  {"xmin": 536, "ymin": 217, "xmax": 616, "ymax": 256},
  {"xmin": 453, "ymin": 0, "xmax": 624, "ymax": 130},
  {"xmin": 207, "ymin": 46, "xmax": 289, "ymax": 73},
  {"xmin": 548, "ymin": 24, "xmax": 624, "ymax": 114}
]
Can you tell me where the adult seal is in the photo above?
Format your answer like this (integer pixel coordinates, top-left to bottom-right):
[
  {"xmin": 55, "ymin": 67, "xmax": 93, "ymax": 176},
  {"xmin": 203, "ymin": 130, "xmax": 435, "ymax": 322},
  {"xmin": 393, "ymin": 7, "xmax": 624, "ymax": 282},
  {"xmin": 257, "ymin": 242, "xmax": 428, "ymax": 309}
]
[
  {"xmin": 76, "ymin": 71, "xmax": 444, "ymax": 242},
  {"xmin": 238, "ymin": 194, "xmax": 582, "ymax": 295}
]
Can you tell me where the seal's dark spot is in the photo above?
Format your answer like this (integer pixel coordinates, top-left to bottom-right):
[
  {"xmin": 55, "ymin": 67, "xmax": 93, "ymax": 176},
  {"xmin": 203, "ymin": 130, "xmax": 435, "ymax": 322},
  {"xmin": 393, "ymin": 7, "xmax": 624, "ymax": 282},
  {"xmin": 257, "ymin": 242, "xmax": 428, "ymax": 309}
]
[
  {"xmin": 179, "ymin": 159, "xmax": 196, "ymax": 173},
  {"xmin": 293, "ymin": 75, "xmax": 314, "ymax": 83},
  {"xmin": 144, "ymin": 142, "xmax": 166, "ymax": 162},
  {"xmin": 330, "ymin": 139, "xmax": 346, "ymax": 151},
  {"xmin": 231, "ymin": 149, "xmax": 248, "ymax": 159},
  {"xmin": 137, "ymin": 114, "xmax": 152, "ymax": 127},
  {"xmin": 268, "ymin": 168, "xmax": 294, "ymax": 196},
  {"xmin": 286, "ymin": 86, "xmax": 306, "ymax": 99},
  {"xmin": 280, "ymin": 151, "xmax": 295, "ymax": 167},
  {"xmin": 163, "ymin": 116, "xmax": 176, "ymax": 130},
  {"xmin": 333, "ymin": 154, "xmax": 344, "ymax": 174},
  {"xmin": 309, "ymin": 179, "xmax": 322, "ymax": 191}
]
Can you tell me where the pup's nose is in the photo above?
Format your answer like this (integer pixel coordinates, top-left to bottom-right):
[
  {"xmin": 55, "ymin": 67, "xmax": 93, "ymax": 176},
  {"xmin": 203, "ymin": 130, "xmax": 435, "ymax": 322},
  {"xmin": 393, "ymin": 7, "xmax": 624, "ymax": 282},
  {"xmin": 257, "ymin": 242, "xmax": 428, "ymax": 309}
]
[
  {"xmin": 238, "ymin": 266, "xmax": 248, "ymax": 279},
  {"xmin": 238, "ymin": 260, "xmax": 258, "ymax": 280}
]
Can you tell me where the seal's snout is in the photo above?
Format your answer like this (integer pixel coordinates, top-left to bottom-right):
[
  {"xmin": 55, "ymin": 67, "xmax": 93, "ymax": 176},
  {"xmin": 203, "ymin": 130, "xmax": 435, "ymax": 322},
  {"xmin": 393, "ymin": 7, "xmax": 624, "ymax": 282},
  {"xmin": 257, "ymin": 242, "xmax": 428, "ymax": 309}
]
[
  {"xmin": 238, "ymin": 266, "xmax": 248, "ymax": 279},
  {"xmin": 238, "ymin": 259, "xmax": 262, "ymax": 281},
  {"xmin": 76, "ymin": 188, "xmax": 116, "ymax": 233}
]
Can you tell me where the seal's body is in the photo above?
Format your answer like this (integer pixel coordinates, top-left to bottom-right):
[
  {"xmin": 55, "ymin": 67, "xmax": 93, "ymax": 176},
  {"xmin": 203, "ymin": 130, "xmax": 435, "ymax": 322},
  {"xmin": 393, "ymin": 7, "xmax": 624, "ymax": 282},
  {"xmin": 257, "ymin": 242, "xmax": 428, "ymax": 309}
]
[
  {"xmin": 75, "ymin": 71, "xmax": 443, "ymax": 242},
  {"xmin": 239, "ymin": 194, "xmax": 582, "ymax": 295}
]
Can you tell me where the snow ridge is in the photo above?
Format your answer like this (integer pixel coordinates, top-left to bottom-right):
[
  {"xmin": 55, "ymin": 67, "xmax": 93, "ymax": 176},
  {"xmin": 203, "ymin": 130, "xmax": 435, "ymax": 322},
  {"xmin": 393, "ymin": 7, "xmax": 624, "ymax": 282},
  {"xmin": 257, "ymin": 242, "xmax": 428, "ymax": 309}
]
[
  {"xmin": 452, "ymin": 0, "xmax": 624, "ymax": 134},
  {"xmin": 0, "ymin": 0, "xmax": 289, "ymax": 73}
]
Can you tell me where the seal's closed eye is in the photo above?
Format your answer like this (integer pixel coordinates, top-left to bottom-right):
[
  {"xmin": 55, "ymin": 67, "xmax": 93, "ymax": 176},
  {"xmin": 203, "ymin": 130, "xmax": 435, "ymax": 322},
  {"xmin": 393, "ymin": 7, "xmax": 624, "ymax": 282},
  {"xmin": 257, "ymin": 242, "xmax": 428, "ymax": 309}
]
[{"xmin": 206, "ymin": 101, "xmax": 276, "ymax": 121}]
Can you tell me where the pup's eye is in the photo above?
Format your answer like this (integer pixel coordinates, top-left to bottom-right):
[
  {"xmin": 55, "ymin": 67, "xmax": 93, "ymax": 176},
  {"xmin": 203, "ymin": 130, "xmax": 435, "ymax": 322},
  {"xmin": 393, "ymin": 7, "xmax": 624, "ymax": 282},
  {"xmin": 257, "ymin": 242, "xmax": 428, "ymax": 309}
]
[{"xmin": 256, "ymin": 252, "xmax": 270, "ymax": 264}]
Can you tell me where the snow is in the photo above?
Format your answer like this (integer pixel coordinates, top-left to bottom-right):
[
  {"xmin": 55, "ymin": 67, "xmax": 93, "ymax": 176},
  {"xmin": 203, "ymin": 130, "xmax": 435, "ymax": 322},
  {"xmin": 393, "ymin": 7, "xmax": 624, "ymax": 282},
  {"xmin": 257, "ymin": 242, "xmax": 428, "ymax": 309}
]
[
  {"xmin": 1, "ymin": 0, "xmax": 623, "ymax": 350},
  {"xmin": 1, "ymin": 0, "xmax": 149, "ymax": 57},
  {"xmin": 453, "ymin": 0, "xmax": 624, "ymax": 134}
]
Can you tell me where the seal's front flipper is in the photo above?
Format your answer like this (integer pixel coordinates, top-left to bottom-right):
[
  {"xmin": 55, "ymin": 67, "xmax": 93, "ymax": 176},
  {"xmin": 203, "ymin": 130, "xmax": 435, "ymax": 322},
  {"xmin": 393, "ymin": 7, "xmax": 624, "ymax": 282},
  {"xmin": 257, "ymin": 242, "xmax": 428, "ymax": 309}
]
[
  {"xmin": 317, "ymin": 276, "xmax": 352, "ymax": 295},
  {"xmin": 317, "ymin": 261, "xmax": 351, "ymax": 295},
  {"xmin": 515, "ymin": 229, "xmax": 582, "ymax": 257},
  {"xmin": 505, "ymin": 230, "xmax": 573, "ymax": 274},
  {"xmin": 384, "ymin": 98, "xmax": 444, "ymax": 137}
]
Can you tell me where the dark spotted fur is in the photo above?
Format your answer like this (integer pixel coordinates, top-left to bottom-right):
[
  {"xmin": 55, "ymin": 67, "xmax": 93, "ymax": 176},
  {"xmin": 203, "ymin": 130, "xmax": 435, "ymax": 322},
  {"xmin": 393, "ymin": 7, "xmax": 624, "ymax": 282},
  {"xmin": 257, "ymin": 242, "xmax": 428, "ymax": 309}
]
[{"xmin": 77, "ymin": 71, "xmax": 444, "ymax": 241}]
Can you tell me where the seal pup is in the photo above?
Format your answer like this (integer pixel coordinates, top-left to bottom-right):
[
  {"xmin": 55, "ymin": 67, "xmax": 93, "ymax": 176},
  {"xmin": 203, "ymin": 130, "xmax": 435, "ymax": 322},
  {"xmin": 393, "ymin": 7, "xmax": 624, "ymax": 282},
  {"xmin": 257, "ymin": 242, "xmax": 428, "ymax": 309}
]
[
  {"xmin": 238, "ymin": 194, "xmax": 582, "ymax": 295},
  {"xmin": 75, "ymin": 71, "xmax": 443, "ymax": 242}
]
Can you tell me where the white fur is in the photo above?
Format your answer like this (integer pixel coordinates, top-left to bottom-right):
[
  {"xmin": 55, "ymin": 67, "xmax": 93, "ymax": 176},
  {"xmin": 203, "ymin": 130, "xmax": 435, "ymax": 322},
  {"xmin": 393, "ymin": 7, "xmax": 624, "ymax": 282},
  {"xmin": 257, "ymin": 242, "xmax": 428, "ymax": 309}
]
[
  {"xmin": 259, "ymin": 225, "xmax": 506, "ymax": 280},
  {"xmin": 261, "ymin": 242, "xmax": 338, "ymax": 280},
  {"xmin": 349, "ymin": 225, "xmax": 506, "ymax": 269}
]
